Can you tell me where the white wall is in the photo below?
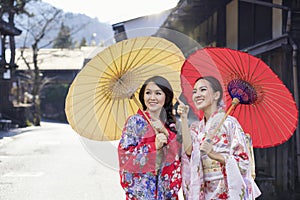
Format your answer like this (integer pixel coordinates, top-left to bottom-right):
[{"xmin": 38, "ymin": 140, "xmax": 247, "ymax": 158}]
[
  {"xmin": 226, "ymin": 0, "xmax": 238, "ymax": 49},
  {"xmin": 122, "ymin": 10, "xmax": 171, "ymax": 38}
]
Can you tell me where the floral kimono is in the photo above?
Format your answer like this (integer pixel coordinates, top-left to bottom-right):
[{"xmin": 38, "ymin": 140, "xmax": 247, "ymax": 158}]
[
  {"xmin": 118, "ymin": 109, "xmax": 182, "ymax": 200},
  {"xmin": 181, "ymin": 109, "xmax": 261, "ymax": 200}
]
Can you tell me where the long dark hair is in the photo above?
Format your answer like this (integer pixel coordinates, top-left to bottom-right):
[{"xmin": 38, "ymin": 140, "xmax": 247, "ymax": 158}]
[
  {"xmin": 139, "ymin": 76, "xmax": 177, "ymax": 133},
  {"xmin": 195, "ymin": 76, "xmax": 223, "ymax": 106}
]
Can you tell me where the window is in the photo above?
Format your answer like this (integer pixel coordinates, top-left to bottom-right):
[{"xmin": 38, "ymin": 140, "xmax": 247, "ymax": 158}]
[
  {"xmin": 239, "ymin": 0, "xmax": 272, "ymax": 49},
  {"xmin": 112, "ymin": 23, "xmax": 128, "ymax": 42}
]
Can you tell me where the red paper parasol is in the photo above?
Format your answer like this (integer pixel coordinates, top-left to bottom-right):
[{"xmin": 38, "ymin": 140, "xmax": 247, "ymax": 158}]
[{"xmin": 181, "ymin": 47, "xmax": 298, "ymax": 148}]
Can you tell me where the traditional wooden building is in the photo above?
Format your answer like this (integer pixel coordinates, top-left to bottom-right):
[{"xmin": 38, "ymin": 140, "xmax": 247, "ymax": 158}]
[
  {"xmin": 156, "ymin": 0, "xmax": 300, "ymax": 199},
  {"xmin": 0, "ymin": 19, "xmax": 22, "ymax": 128},
  {"xmin": 14, "ymin": 46, "xmax": 104, "ymax": 122}
]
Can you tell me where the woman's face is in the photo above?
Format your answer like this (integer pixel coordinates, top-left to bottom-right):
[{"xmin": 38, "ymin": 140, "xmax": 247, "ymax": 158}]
[
  {"xmin": 192, "ymin": 79, "xmax": 216, "ymax": 111},
  {"xmin": 144, "ymin": 81, "xmax": 166, "ymax": 114}
]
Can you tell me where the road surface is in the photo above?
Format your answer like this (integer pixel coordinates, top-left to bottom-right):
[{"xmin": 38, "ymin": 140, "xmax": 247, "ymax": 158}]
[{"xmin": 0, "ymin": 121, "xmax": 184, "ymax": 200}]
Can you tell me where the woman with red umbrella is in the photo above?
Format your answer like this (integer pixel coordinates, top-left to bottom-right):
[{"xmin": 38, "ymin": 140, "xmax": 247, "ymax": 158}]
[
  {"xmin": 177, "ymin": 76, "xmax": 261, "ymax": 200},
  {"xmin": 118, "ymin": 76, "xmax": 182, "ymax": 199}
]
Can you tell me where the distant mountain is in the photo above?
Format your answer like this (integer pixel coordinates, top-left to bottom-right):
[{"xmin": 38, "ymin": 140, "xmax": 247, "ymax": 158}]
[{"xmin": 14, "ymin": 1, "xmax": 114, "ymax": 48}]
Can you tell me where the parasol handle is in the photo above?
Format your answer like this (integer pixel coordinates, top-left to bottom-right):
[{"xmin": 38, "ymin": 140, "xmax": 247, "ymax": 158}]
[
  {"xmin": 131, "ymin": 95, "xmax": 151, "ymax": 123},
  {"xmin": 206, "ymin": 97, "xmax": 240, "ymax": 141},
  {"xmin": 131, "ymin": 95, "xmax": 165, "ymax": 176},
  {"xmin": 131, "ymin": 95, "xmax": 170, "ymax": 138}
]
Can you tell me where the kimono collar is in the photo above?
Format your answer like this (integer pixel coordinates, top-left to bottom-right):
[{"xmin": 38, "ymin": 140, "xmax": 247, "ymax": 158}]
[
  {"xmin": 204, "ymin": 107, "xmax": 225, "ymax": 124},
  {"xmin": 213, "ymin": 107, "xmax": 225, "ymax": 117},
  {"xmin": 137, "ymin": 109, "xmax": 151, "ymax": 122}
]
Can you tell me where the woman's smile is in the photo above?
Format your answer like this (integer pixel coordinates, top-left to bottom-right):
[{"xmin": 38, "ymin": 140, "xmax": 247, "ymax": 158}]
[{"xmin": 144, "ymin": 82, "xmax": 166, "ymax": 116}]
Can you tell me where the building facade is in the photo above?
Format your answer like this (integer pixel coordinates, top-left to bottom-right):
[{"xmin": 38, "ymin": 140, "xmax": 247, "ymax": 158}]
[
  {"xmin": 159, "ymin": 0, "xmax": 300, "ymax": 199},
  {"xmin": 0, "ymin": 19, "xmax": 22, "ymax": 127}
]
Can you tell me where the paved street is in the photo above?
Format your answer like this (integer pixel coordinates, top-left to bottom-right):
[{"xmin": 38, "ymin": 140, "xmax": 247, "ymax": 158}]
[
  {"xmin": 0, "ymin": 121, "xmax": 184, "ymax": 200},
  {"xmin": 0, "ymin": 121, "xmax": 125, "ymax": 200}
]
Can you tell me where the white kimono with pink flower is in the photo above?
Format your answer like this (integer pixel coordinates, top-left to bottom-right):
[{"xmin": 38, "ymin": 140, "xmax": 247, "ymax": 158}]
[{"xmin": 181, "ymin": 110, "xmax": 261, "ymax": 200}]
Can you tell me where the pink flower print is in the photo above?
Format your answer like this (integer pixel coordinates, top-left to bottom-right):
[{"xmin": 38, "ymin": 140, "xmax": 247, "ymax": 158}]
[
  {"xmin": 218, "ymin": 192, "xmax": 229, "ymax": 199},
  {"xmin": 239, "ymin": 152, "xmax": 249, "ymax": 160}
]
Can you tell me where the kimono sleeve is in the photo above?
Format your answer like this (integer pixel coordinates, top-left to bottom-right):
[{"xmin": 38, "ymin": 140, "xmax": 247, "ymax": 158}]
[
  {"xmin": 181, "ymin": 121, "xmax": 200, "ymax": 199},
  {"xmin": 118, "ymin": 115, "xmax": 157, "ymax": 173},
  {"xmin": 227, "ymin": 117, "xmax": 250, "ymax": 176},
  {"xmin": 226, "ymin": 121, "xmax": 262, "ymax": 199},
  {"xmin": 245, "ymin": 133, "xmax": 256, "ymax": 179}
]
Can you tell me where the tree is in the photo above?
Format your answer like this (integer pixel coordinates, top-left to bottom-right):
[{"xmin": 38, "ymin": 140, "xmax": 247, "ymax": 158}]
[
  {"xmin": 80, "ymin": 37, "xmax": 87, "ymax": 47},
  {"xmin": 12, "ymin": 1, "xmax": 94, "ymax": 126},
  {"xmin": 16, "ymin": 2, "xmax": 62, "ymax": 126},
  {"xmin": 52, "ymin": 22, "xmax": 73, "ymax": 49}
]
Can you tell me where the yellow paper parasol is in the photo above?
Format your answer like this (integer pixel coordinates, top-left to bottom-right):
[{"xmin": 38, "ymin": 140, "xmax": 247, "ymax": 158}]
[{"xmin": 65, "ymin": 36, "xmax": 185, "ymax": 141}]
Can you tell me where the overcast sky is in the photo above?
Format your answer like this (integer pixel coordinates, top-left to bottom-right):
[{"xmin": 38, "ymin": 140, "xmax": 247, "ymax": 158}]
[{"xmin": 42, "ymin": 0, "xmax": 179, "ymax": 24}]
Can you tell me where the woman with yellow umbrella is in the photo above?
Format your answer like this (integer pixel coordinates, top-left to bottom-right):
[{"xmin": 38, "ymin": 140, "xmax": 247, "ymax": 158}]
[
  {"xmin": 118, "ymin": 76, "xmax": 182, "ymax": 199},
  {"xmin": 65, "ymin": 36, "xmax": 186, "ymax": 199}
]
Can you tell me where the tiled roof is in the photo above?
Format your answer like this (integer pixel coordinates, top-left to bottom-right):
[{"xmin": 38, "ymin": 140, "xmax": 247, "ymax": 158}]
[{"xmin": 15, "ymin": 46, "xmax": 106, "ymax": 70}]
